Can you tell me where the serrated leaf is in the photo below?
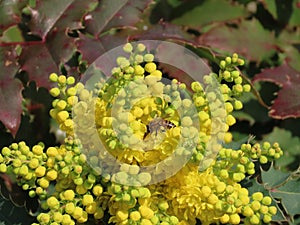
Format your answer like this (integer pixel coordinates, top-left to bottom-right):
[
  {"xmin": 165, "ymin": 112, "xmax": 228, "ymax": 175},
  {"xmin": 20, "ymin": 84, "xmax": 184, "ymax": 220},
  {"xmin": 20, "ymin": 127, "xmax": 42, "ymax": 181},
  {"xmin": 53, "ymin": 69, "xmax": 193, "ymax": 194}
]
[
  {"xmin": 259, "ymin": 165, "xmax": 300, "ymax": 221},
  {"xmin": 199, "ymin": 19, "xmax": 277, "ymax": 62},
  {"xmin": 84, "ymin": 0, "xmax": 154, "ymax": 36},
  {"xmin": 172, "ymin": 0, "xmax": 248, "ymax": 29},
  {"xmin": 271, "ymin": 179, "xmax": 300, "ymax": 219},
  {"xmin": 253, "ymin": 61, "xmax": 300, "ymax": 119},
  {"xmin": 261, "ymin": 165, "xmax": 291, "ymax": 188}
]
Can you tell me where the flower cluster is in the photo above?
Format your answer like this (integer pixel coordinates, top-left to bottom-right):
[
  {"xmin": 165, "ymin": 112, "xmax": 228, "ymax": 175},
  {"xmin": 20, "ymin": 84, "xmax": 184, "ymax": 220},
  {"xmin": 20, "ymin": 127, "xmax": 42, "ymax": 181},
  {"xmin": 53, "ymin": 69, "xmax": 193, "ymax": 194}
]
[{"xmin": 0, "ymin": 42, "xmax": 283, "ymax": 225}]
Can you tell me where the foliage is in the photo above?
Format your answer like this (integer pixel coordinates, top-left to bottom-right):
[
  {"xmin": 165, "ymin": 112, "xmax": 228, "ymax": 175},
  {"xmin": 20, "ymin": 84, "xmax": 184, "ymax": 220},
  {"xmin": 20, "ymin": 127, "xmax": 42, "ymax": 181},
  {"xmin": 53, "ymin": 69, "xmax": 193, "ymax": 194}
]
[{"xmin": 0, "ymin": 0, "xmax": 300, "ymax": 224}]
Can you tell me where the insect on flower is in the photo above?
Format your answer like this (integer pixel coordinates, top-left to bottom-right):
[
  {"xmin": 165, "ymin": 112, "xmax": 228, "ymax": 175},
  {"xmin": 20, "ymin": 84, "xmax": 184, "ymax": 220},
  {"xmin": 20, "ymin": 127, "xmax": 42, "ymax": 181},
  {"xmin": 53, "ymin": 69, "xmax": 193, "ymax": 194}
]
[{"xmin": 143, "ymin": 117, "xmax": 176, "ymax": 140}]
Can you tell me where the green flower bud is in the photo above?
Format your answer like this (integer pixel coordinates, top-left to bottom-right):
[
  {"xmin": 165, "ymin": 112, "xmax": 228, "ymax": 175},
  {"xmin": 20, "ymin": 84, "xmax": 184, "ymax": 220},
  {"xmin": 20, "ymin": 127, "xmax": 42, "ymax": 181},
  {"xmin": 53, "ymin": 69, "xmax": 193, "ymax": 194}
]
[
  {"xmin": 137, "ymin": 43, "xmax": 146, "ymax": 52},
  {"xmin": 50, "ymin": 87, "xmax": 60, "ymax": 97},
  {"xmin": 123, "ymin": 43, "xmax": 133, "ymax": 53},
  {"xmin": 67, "ymin": 76, "xmax": 75, "ymax": 85},
  {"xmin": 49, "ymin": 73, "xmax": 58, "ymax": 82},
  {"xmin": 144, "ymin": 53, "xmax": 154, "ymax": 62}
]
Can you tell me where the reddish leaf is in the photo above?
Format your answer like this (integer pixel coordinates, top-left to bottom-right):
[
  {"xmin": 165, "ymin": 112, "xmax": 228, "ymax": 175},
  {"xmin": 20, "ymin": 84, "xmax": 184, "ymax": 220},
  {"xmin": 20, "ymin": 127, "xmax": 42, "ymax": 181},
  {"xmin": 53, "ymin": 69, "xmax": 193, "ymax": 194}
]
[
  {"xmin": 0, "ymin": 46, "xmax": 22, "ymax": 137},
  {"xmin": 0, "ymin": 0, "xmax": 155, "ymax": 135},
  {"xmin": 198, "ymin": 19, "xmax": 277, "ymax": 62},
  {"xmin": 0, "ymin": 46, "xmax": 20, "ymax": 78},
  {"xmin": 155, "ymin": 42, "xmax": 211, "ymax": 86},
  {"xmin": 26, "ymin": 0, "xmax": 98, "ymax": 65},
  {"xmin": 0, "ymin": 79, "xmax": 23, "ymax": 137},
  {"xmin": 130, "ymin": 21, "xmax": 198, "ymax": 45},
  {"xmin": 76, "ymin": 33, "xmax": 128, "ymax": 65},
  {"xmin": 253, "ymin": 61, "xmax": 300, "ymax": 119},
  {"xmin": 84, "ymin": 0, "xmax": 154, "ymax": 36},
  {"xmin": 28, "ymin": 0, "xmax": 79, "ymax": 39},
  {"xmin": 19, "ymin": 45, "xmax": 59, "ymax": 88}
]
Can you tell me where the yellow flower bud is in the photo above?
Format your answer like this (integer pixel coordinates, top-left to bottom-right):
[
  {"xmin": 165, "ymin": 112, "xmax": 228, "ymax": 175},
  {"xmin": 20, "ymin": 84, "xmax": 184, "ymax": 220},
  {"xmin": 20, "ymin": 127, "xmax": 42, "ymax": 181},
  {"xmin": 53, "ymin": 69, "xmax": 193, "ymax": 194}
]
[
  {"xmin": 29, "ymin": 158, "xmax": 39, "ymax": 169},
  {"xmin": 263, "ymin": 214, "xmax": 272, "ymax": 223},
  {"xmin": 82, "ymin": 194, "xmax": 94, "ymax": 206},
  {"xmin": 47, "ymin": 196, "xmax": 60, "ymax": 209},
  {"xmin": 38, "ymin": 177, "xmax": 50, "ymax": 188},
  {"xmin": 32, "ymin": 145, "xmax": 43, "ymax": 155},
  {"xmin": 201, "ymin": 186, "xmax": 211, "ymax": 198},
  {"xmin": 67, "ymin": 96, "xmax": 78, "ymax": 106},
  {"xmin": 64, "ymin": 189, "xmax": 75, "ymax": 201},
  {"xmin": 35, "ymin": 166, "xmax": 46, "ymax": 177},
  {"xmin": 46, "ymin": 169, "xmax": 58, "ymax": 181},
  {"xmin": 141, "ymin": 219, "xmax": 152, "ymax": 225},
  {"xmin": 46, "ymin": 147, "xmax": 58, "ymax": 157},
  {"xmin": 252, "ymin": 192, "xmax": 263, "ymax": 201},
  {"xmin": 144, "ymin": 62, "xmax": 157, "ymax": 73},
  {"xmin": 58, "ymin": 75, "xmax": 67, "ymax": 85},
  {"xmin": 116, "ymin": 210, "xmax": 128, "ymax": 221},
  {"xmin": 220, "ymin": 214, "xmax": 230, "ymax": 223},
  {"xmin": 76, "ymin": 211, "xmax": 88, "ymax": 223},
  {"xmin": 150, "ymin": 70, "xmax": 162, "ymax": 78},
  {"xmin": 56, "ymin": 111, "xmax": 69, "ymax": 123},
  {"xmin": 72, "ymin": 206, "xmax": 83, "ymax": 219},
  {"xmin": 134, "ymin": 65, "xmax": 145, "ymax": 75},
  {"xmin": 262, "ymin": 196, "xmax": 272, "ymax": 205},
  {"xmin": 86, "ymin": 202, "xmax": 97, "ymax": 214},
  {"xmin": 268, "ymin": 206, "xmax": 277, "ymax": 215},
  {"xmin": 251, "ymin": 200, "xmax": 261, "ymax": 211},
  {"xmin": 130, "ymin": 211, "xmax": 141, "ymax": 221},
  {"xmin": 250, "ymin": 215, "xmax": 260, "ymax": 224},
  {"xmin": 242, "ymin": 205, "xmax": 254, "ymax": 217},
  {"xmin": 226, "ymin": 114, "xmax": 236, "ymax": 126},
  {"xmin": 229, "ymin": 213, "xmax": 240, "ymax": 224}
]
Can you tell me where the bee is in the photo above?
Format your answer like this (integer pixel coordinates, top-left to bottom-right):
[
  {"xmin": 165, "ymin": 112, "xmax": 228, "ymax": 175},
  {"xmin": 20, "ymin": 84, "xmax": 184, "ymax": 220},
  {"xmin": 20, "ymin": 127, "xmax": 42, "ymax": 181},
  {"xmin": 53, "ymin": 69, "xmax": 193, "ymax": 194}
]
[{"xmin": 143, "ymin": 117, "xmax": 176, "ymax": 140}]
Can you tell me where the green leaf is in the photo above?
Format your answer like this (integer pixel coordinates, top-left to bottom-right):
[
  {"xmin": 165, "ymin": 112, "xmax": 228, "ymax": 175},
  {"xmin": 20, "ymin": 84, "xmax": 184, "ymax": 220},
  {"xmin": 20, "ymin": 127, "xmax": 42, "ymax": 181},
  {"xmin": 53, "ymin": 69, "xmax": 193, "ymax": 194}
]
[
  {"xmin": 271, "ymin": 179, "xmax": 300, "ymax": 219},
  {"xmin": 0, "ymin": 25, "xmax": 24, "ymax": 43},
  {"xmin": 172, "ymin": 0, "xmax": 248, "ymax": 29},
  {"xmin": 259, "ymin": 165, "xmax": 300, "ymax": 221},
  {"xmin": 261, "ymin": 165, "xmax": 291, "ymax": 188},
  {"xmin": 199, "ymin": 19, "xmax": 277, "ymax": 62}
]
